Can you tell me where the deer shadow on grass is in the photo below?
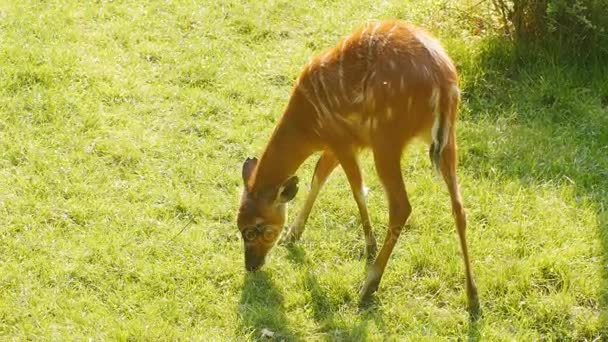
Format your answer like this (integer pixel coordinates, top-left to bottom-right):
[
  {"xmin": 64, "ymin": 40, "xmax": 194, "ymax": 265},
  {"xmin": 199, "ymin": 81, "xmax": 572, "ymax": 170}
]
[
  {"xmin": 285, "ymin": 244, "xmax": 384, "ymax": 340},
  {"xmin": 284, "ymin": 217, "xmax": 484, "ymax": 338},
  {"xmin": 458, "ymin": 38, "xmax": 608, "ymax": 338},
  {"xmin": 239, "ymin": 271, "xmax": 298, "ymax": 341}
]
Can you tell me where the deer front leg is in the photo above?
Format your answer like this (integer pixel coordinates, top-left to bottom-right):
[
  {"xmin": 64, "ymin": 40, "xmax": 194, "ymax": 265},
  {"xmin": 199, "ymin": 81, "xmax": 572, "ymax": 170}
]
[
  {"xmin": 280, "ymin": 150, "xmax": 338, "ymax": 244},
  {"xmin": 334, "ymin": 150, "xmax": 377, "ymax": 263}
]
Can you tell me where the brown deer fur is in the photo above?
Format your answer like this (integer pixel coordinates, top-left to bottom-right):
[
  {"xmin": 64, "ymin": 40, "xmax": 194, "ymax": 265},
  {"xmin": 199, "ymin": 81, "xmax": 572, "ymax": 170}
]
[{"xmin": 237, "ymin": 20, "xmax": 479, "ymax": 311}]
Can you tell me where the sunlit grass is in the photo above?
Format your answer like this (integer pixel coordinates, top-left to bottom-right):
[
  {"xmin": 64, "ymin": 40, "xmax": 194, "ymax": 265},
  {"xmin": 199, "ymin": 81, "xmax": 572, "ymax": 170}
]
[{"xmin": 0, "ymin": 0, "xmax": 606, "ymax": 340}]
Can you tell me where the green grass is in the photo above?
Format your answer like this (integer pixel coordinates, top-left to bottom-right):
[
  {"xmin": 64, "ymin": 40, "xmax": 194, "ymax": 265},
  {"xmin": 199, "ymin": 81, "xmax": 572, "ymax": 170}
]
[{"xmin": 1, "ymin": 0, "xmax": 607, "ymax": 340}]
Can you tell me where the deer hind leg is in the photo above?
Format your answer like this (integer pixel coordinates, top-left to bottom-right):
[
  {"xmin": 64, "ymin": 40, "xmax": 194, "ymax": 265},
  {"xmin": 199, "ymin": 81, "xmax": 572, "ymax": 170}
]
[
  {"xmin": 332, "ymin": 149, "xmax": 377, "ymax": 262},
  {"xmin": 439, "ymin": 136, "xmax": 479, "ymax": 312},
  {"xmin": 280, "ymin": 150, "xmax": 338, "ymax": 244},
  {"xmin": 360, "ymin": 141, "xmax": 411, "ymax": 302}
]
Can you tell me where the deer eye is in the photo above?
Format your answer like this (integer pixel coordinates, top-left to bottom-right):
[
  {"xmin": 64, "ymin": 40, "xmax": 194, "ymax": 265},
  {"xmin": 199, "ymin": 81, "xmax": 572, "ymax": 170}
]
[{"xmin": 243, "ymin": 223, "xmax": 266, "ymax": 241}]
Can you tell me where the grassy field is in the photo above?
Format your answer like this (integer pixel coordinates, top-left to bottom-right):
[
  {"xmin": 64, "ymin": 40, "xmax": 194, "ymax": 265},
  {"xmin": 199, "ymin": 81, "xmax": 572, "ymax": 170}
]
[{"xmin": 1, "ymin": 0, "xmax": 607, "ymax": 340}]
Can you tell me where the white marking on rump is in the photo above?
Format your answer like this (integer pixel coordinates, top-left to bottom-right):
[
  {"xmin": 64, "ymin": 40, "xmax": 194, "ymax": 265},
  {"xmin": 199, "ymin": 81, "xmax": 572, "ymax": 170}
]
[
  {"xmin": 431, "ymin": 106, "xmax": 441, "ymax": 146},
  {"xmin": 430, "ymin": 86, "xmax": 450, "ymax": 153},
  {"xmin": 429, "ymin": 87, "xmax": 440, "ymax": 110},
  {"xmin": 430, "ymin": 87, "xmax": 441, "ymax": 147}
]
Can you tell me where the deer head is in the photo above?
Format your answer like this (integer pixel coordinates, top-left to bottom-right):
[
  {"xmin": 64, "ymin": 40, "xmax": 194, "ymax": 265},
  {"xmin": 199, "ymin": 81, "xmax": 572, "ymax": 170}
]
[{"xmin": 237, "ymin": 157, "xmax": 299, "ymax": 271}]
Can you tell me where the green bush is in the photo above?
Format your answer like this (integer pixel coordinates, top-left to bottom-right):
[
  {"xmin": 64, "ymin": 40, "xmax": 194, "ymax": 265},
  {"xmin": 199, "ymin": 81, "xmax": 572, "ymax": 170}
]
[{"xmin": 493, "ymin": 0, "xmax": 608, "ymax": 55}]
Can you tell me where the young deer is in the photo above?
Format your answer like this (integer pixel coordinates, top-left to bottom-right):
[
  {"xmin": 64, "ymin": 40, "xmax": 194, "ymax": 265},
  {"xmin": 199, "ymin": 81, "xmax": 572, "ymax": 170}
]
[{"xmin": 237, "ymin": 20, "xmax": 479, "ymax": 311}]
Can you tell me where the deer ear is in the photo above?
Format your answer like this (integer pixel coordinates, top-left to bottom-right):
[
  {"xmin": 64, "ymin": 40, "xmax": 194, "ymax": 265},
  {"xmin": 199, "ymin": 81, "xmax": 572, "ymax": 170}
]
[
  {"xmin": 278, "ymin": 176, "xmax": 299, "ymax": 203},
  {"xmin": 242, "ymin": 157, "xmax": 258, "ymax": 185}
]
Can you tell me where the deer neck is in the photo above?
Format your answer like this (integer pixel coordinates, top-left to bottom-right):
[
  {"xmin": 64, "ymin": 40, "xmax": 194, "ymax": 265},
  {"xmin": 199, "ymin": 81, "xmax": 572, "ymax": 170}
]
[{"xmin": 249, "ymin": 92, "xmax": 319, "ymax": 192}]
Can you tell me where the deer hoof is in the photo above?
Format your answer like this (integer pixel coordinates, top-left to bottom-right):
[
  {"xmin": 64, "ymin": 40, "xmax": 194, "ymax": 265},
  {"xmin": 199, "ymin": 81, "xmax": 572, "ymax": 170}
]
[
  {"xmin": 359, "ymin": 269, "xmax": 381, "ymax": 303},
  {"xmin": 467, "ymin": 285, "xmax": 480, "ymax": 316}
]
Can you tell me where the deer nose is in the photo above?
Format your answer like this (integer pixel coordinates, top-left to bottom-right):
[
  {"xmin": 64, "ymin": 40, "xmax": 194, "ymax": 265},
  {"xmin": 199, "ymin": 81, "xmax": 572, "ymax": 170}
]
[
  {"xmin": 245, "ymin": 255, "xmax": 265, "ymax": 272},
  {"xmin": 245, "ymin": 249, "xmax": 266, "ymax": 272}
]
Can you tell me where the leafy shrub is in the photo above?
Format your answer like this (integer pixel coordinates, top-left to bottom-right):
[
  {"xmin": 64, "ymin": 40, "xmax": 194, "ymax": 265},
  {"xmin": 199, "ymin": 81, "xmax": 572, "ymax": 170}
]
[{"xmin": 492, "ymin": 0, "xmax": 608, "ymax": 55}]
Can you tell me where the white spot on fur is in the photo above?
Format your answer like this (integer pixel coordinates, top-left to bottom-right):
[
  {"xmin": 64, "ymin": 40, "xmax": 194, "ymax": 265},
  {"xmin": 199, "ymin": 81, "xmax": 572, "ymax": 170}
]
[
  {"xmin": 333, "ymin": 95, "xmax": 341, "ymax": 108},
  {"xmin": 316, "ymin": 117, "xmax": 324, "ymax": 128},
  {"xmin": 407, "ymin": 97, "xmax": 413, "ymax": 112},
  {"xmin": 338, "ymin": 46, "xmax": 348, "ymax": 102},
  {"xmin": 368, "ymin": 70, "xmax": 376, "ymax": 82},
  {"xmin": 353, "ymin": 91, "xmax": 365, "ymax": 104},
  {"xmin": 371, "ymin": 117, "xmax": 378, "ymax": 131},
  {"xmin": 297, "ymin": 86, "xmax": 321, "ymax": 117},
  {"xmin": 389, "ymin": 60, "xmax": 396, "ymax": 70},
  {"xmin": 422, "ymin": 65, "xmax": 431, "ymax": 81},
  {"xmin": 309, "ymin": 72, "xmax": 331, "ymax": 116},
  {"xmin": 386, "ymin": 107, "xmax": 393, "ymax": 120},
  {"xmin": 318, "ymin": 71, "xmax": 333, "ymax": 109},
  {"xmin": 410, "ymin": 61, "xmax": 417, "ymax": 73}
]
